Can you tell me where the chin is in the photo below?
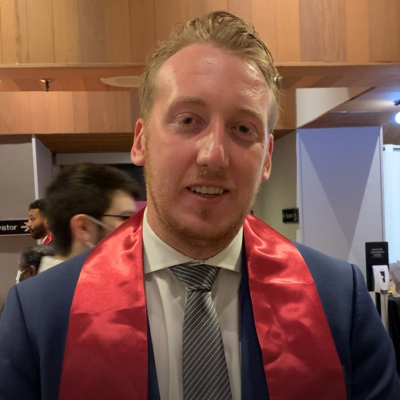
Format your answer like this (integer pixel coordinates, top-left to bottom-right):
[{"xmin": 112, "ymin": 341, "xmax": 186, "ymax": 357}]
[{"xmin": 164, "ymin": 210, "xmax": 245, "ymax": 249}]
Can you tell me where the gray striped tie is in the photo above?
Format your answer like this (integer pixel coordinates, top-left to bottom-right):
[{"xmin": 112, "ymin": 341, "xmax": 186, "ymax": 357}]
[{"xmin": 171, "ymin": 263, "xmax": 233, "ymax": 400}]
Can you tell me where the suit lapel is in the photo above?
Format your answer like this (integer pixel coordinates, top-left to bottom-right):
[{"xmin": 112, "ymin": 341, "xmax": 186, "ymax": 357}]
[
  {"xmin": 147, "ymin": 321, "xmax": 161, "ymax": 400},
  {"xmin": 240, "ymin": 248, "xmax": 270, "ymax": 400}
]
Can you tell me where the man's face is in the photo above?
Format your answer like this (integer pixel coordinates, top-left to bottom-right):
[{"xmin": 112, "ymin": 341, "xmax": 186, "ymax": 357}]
[
  {"xmin": 132, "ymin": 44, "xmax": 273, "ymax": 255},
  {"xmin": 27, "ymin": 209, "xmax": 48, "ymax": 240}
]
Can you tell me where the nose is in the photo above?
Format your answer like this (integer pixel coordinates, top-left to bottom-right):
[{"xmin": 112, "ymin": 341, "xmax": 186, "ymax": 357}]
[{"xmin": 196, "ymin": 120, "xmax": 229, "ymax": 169}]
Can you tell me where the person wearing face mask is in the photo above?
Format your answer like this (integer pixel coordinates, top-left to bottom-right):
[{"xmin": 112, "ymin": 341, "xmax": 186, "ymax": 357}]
[
  {"xmin": 16, "ymin": 245, "xmax": 55, "ymax": 283},
  {"xmin": 37, "ymin": 163, "xmax": 141, "ymax": 272}
]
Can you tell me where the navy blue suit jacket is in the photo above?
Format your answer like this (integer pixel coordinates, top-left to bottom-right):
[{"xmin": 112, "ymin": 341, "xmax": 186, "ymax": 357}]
[{"xmin": 0, "ymin": 243, "xmax": 399, "ymax": 399}]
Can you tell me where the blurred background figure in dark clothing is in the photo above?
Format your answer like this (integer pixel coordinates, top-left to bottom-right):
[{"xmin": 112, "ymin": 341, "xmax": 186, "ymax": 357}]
[
  {"xmin": 39, "ymin": 163, "xmax": 141, "ymax": 272},
  {"xmin": 16, "ymin": 245, "xmax": 55, "ymax": 284}
]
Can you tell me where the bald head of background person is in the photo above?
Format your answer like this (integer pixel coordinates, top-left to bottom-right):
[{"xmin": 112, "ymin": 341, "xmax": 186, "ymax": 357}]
[{"xmin": 44, "ymin": 163, "xmax": 141, "ymax": 267}]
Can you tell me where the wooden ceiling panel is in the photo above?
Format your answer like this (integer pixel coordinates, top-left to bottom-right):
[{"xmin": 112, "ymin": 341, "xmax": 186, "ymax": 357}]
[
  {"xmin": 36, "ymin": 133, "xmax": 135, "ymax": 153},
  {"xmin": 302, "ymin": 110, "xmax": 397, "ymax": 129},
  {"xmin": 0, "ymin": 63, "xmax": 397, "ymax": 93}
]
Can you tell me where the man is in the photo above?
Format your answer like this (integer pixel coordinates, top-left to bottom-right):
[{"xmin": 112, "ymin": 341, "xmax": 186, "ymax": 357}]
[
  {"xmin": 38, "ymin": 163, "xmax": 141, "ymax": 272},
  {"xmin": 27, "ymin": 199, "xmax": 53, "ymax": 244},
  {"xmin": 15, "ymin": 245, "xmax": 55, "ymax": 283},
  {"xmin": 0, "ymin": 11, "xmax": 399, "ymax": 400}
]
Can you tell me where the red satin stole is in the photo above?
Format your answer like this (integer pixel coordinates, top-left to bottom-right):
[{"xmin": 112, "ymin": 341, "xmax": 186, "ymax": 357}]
[
  {"xmin": 42, "ymin": 231, "xmax": 54, "ymax": 245},
  {"xmin": 59, "ymin": 210, "xmax": 346, "ymax": 400}
]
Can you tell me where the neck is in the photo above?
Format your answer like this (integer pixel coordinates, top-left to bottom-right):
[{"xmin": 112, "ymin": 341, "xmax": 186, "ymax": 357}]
[
  {"xmin": 163, "ymin": 237, "xmax": 229, "ymax": 260},
  {"xmin": 56, "ymin": 241, "xmax": 89, "ymax": 262}
]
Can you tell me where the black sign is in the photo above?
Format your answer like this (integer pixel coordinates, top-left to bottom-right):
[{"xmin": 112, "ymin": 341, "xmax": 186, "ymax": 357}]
[
  {"xmin": 282, "ymin": 208, "xmax": 299, "ymax": 223},
  {"xmin": 0, "ymin": 219, "xmax": 30, "ymax": 236},
  {"xmin": 365, "ymin": 242, "xmax": 389, "ymax": 291}
]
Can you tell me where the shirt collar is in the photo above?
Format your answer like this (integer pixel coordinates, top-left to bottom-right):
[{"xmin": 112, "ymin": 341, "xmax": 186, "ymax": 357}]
[{"xmin": 142, "ymin": 208, "xmax": 242, "ymax": 274}]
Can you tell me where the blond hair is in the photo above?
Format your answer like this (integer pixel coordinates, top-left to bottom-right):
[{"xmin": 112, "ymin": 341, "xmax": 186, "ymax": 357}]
[{"xmin": 139, "ymin": 11, "xmax": 281, "ymax": 133}]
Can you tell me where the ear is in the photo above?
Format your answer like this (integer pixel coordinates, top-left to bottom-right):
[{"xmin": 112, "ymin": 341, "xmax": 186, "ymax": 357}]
[
  {"xmin": 70, "ymin": 214, "xmax": 98, "ymax": 245},
  {"xmin": 261, "ymin": 133, "xmax": 274, "ymax": 182},
  {"xmin": 131, "ymin": 118, "xmax": 146, "ymax": 166},
  {"xmin": 44, "ymin": 218, "xmax": 50, "ymax": 231},
  {"xmin": 28, "ymin": 266, "xmax": 38, "ymax": 277}
]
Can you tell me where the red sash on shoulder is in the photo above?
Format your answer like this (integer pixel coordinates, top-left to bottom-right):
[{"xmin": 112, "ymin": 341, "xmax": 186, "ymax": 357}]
[{"xmin": 59, "ymin": 210, "xmax": 346, "ymax": 400}]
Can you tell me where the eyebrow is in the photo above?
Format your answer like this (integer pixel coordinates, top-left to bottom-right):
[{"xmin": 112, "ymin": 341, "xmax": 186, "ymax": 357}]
[
  {"xmin": 169, "ymin": 96, "xmax": 266, "ymax": 125},
  {"xmin": 235, "ymin": 105, "xmax": 266, "ymax": 125},
  {"xmin": 169, "ymin": 96, "xmax": 208, "ymax": 109}
]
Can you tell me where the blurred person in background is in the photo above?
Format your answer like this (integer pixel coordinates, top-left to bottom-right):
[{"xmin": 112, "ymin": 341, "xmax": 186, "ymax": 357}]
[
  {"xmin": 0, "ymin": 245, "xmax": 54, "ymax": 319},
  {"xmin": 16, "ymin": 245, "xmax": 55, "ymax": 284},
  {"xmin": 38, "ymin": 163, "xmax": 141, "ymax": 273},
  {"xmin": 27, "ymin": 199, "xmax": 53, "ymax": 245}
]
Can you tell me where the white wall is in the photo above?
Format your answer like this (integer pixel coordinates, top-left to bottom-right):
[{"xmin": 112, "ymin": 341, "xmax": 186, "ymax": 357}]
[
  {"xmin": 0, "ymin": 136, "xmax": 36, "ymax": 307},
  {"xmin": 382, "ymin": 145, "xmax": 400, "ymax": 263},
  {"xmin": 297, "ymin": 127, "xmax": 384, "ymax": 276},
  {"xmin": 253, "ymin": 131, "xmax": 298, "ymax": 241},
  {"xmin": 32, "ymin": 136, "xmax": 53, "ymax": 198},
  {"xmin": 296, "ymin": 87, "xmax": 367, "ymax": 127},
  {"xmin": 55, "ymin": 152, "xmax": 132, "ymax": 165}
]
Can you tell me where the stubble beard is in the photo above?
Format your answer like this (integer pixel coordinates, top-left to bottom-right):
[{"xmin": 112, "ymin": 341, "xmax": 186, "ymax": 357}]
[{"xmin": 144, "ymin": 155, "xmax": 262, "ymax": 258}]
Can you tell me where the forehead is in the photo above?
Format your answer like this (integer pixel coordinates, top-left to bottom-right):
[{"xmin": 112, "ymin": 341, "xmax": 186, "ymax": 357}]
[
  {"xmin": 154, "ymin": 43, "xmax": 269, "ymax": 109},
  {"xmin": 29, "ymin": 209, "xmax": 40, "ymax": 217}
]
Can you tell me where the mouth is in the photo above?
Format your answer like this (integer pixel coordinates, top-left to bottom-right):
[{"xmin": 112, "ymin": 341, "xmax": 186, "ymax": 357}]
[{"xmin": 188, "ymin": 186, "xmax": 226, "ymax": 198}]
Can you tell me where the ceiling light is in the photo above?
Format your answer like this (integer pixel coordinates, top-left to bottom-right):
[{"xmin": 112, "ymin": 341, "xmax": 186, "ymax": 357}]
[
  {"xmin": 100, "ymin": 76, "xmax": 140, "ymax": 88},
  {"xmin": 40, "ymin": 78, "xmax": 54, "ymax": 92}
]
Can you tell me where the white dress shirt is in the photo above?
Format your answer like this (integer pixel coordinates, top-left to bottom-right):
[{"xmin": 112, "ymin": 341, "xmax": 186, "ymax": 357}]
[
  {"xmin": 38, "ymin": 256, "xmax": 63, "ymax": 273},
  {"xmin": 143, "ymin": 209, "xmax": 242, "ymax": 400}
]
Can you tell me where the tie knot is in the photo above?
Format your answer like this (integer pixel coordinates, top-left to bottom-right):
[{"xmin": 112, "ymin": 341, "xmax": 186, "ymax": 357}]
[{"xmin": 170, "ymin": 263, "xmax": 220, "ymax": 292}]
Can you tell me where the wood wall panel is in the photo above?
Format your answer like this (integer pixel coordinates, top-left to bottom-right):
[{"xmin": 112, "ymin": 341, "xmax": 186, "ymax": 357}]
[
  {"xmin": 73, "ymin": 92, "xmax": 90, "ymax": 133},
  {"xmin": 52, "ymin": 0, "xmax": 80, "ymax": 63},
  {"xmin": 252, "ymin": 0, "xmax": 277, "ymax": 58},
  {"xmin": 228, "ymin": 0, "xmax": 252, "ymax": 22},
  {"xmin": 0, "ymin": 93, "xmax": 29, "ymax": 133},
  {"xmin": 179, "ymin": 0, "xmax": 204, "ymax": 21},
  {"xmin": 154, "ymin": 0, "xmax": 181, "ymax": 41},
  {"xmin": 26, "ymin": 0, "xmax": 54, "ymax": 63},
  {"xmin": 103, "ymin": 0, "xmax": 131, "ymax": 63},
  {"xmin": 58, "ymin": 92, "xmax": 75, "ymax": 133},
  {"xmin": 322, "ymin": 0, "xmax": 346, "ymax": 62},
  {"xmin": 345, "ymin": 0, "xmax": 369, "ymax": 62},
  {"xmin": 0, "ymin": 0, "xmax": 398, "ymax": 65},
  {"xmin": 78, "ymin": 0, "xmax": 106, "ymax": 63},
  {"xmin": 299, "ymin": 0, "xmax": 323, "ymax": 61},
  {"xmin": 204, "ymin": 0, "xmax": 228, "ymax": 12},
  {"xmin": 45, "ymin": 92, "xmax": 62, "ymax": 133},
  {"xmin": 276, "ymin": 0, "xmax": 300, "ymax": 62},
  {"xmin": 129, "ymin": 0, "xmax": 156, "ymax": 63},
  {"xmin": 0, "ymin": 92, "xmax": 133, "ymax": 134},
  {"xmin": 369, "ymin": 0, "xmax": 400, "ymax": 62},
  {"xmin": 1, "ymin": 0, "xmax": 28, "ymax": 64}
]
